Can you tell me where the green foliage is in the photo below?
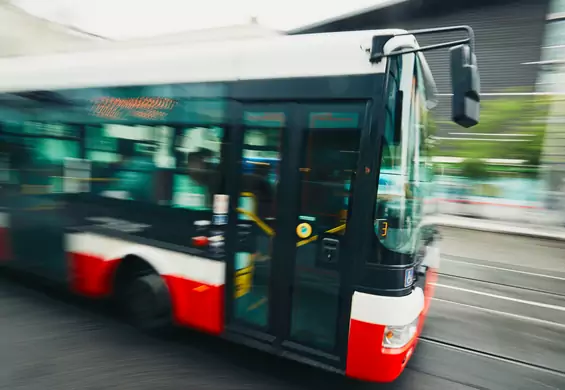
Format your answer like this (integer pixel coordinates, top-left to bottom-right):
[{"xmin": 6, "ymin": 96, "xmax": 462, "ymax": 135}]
[
  {"xmin": 460, "ymin": 158, "xmax": 489, "ymax": 180},
  {"xmin": 424, "ymin": 110, "xmax": 440, "ymax": 155},
  {"xmin": 436, "ymin": 93, "xmax": 552, "ymax": 166}
]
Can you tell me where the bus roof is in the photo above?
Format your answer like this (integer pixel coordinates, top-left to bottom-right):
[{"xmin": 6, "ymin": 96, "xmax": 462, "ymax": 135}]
[{"xmin": 0, "ymin": 29, "xmax": 426, "ymax": 93}]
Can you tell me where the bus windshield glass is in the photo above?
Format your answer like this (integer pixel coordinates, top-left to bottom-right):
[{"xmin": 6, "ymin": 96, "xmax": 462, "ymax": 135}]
[{"xmin": 375, "ymin": 54, "xmax": 432, "ymax": 254}]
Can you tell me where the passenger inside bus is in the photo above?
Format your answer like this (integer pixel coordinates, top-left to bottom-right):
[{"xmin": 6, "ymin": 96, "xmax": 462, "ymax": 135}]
[
  {"xmin": 95, "ymin": 139, "xmax": 155, "ymax": 202},
  {"xmin": 241, "ymin": 162, "xmax": 275, "ymax": 219}
]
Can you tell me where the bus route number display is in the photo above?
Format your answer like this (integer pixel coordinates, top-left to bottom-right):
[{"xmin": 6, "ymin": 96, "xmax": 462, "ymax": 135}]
[{"xmin": 376, "ymin": 219, "xmax": 389, "ymax": 238}]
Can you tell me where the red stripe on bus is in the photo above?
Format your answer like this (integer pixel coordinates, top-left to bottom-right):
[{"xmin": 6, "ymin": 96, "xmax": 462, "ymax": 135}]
[
  {"xmin": 68, "ymin": 252, "xmax": 119, "ymax": 297},
  {"xmin": 68, "ymin": 250, "xmax": 224, "ymax": 335},
  {"xmin": 164, "ymin": 275, "xmax": 224, "ymax": 335}
]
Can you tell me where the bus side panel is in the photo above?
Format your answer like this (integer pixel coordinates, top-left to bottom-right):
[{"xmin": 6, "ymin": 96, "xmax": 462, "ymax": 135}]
[
  {"xmin": 164, "ymin": 275, "xmax": 224, "ymax": 334},
  {"xmin": 0, "ymin": 193, "xmax": 71, "ymax": 285},
  {"xmin": 67, "ymin": 250, "xmax": 120, "ymax": 298},
  {"xmin": 65, "ymin": 231, "xmax": 225, "ymax": 335}
]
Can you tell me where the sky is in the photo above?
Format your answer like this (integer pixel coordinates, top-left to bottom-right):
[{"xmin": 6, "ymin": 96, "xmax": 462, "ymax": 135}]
[{"xmin": 12, "ymin": 0, "xmax": 398, "ymax": 40}]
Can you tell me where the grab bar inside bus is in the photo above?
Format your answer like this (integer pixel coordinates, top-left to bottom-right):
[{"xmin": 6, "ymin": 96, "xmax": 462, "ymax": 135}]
[{"xmin": 236, "ymin": 192, "xmax": 346, "ymax": 248}]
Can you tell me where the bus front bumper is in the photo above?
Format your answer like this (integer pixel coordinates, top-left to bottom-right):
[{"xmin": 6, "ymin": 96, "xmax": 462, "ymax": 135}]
[{"xmin": 345, "ymin": 287, "xmax": 427, "ymax": 383}]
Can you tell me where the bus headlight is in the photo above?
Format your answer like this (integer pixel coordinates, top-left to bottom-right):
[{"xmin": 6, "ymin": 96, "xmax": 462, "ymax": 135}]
[{"xmin": 382, "ymin": 317, "xmax": 419, "ymax": 349}]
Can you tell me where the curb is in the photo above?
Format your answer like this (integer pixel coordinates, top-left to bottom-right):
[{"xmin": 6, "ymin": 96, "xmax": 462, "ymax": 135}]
[{"xmin": 428, "ymin": 216, "xmax": 565, "ymax": 241}]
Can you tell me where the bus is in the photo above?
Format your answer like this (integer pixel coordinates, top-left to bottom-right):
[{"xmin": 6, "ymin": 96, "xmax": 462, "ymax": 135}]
[{"xmin": 0, "ymin": 26, "xmax": 479, "ymax": 383}]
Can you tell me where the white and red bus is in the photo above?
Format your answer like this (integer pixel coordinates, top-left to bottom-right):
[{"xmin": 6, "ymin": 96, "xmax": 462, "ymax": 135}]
[{"xmin": 0, "ymin": 26, "xmax": 479, "ymax": 383}]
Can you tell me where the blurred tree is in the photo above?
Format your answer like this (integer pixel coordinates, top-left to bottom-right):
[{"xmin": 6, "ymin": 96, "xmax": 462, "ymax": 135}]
[
  {"xmin": 460, "ymin": 158, "xmax": 489, "ymax": 180},
  {"xmin": 434, "ymin": 93, "xmax": 552, "ymax": 166},
  {"xmin": 423, "ymin": 109, "xmax": 439, "ymax": 156}
]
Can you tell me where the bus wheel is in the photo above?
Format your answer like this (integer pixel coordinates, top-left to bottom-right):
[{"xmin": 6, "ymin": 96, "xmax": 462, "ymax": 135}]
[{"xmin": 118, "ymin": 273, "xmax": 172, "ymax": 335}]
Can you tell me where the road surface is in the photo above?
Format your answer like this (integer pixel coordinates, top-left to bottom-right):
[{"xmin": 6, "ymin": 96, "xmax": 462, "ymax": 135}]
[
  {"xmin": 0, "ymin": 227, "xmax": 564, "ymax": 389},
  {"xmin": 421, "ymin": 227, "xmax": 565, "ymax": 389}
]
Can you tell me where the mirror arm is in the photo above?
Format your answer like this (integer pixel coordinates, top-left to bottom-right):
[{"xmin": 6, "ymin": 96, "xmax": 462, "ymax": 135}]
[
  {"xmin": 372, "ymin": 38, "xmax": 470, "ymax": 63},
  {"xmin": 398, "ymin": 25, "xmax": 475, "ymax": 52},
  {"xmin": 370, "ymin": 25, "xmax": 475, "ymax": 63}
]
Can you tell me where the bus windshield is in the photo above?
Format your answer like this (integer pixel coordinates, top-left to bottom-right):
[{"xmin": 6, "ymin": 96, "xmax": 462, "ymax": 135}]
[{"xmin": 375, "ymin": 54, "xmax": 432, "ymax": 254}]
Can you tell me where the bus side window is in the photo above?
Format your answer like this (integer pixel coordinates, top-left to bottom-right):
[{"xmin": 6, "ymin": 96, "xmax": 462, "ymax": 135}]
[
  {"xmin": 86, "ymin": 124, "xmax": 168, "ymax": 203},
  {"xmin": 85, "ymin": 124, "xmax": 228, "ymax": 209},
  {"xmin": 172, "ymin": 126, "xmax": 226, "ymax": 211},
  {"xmin": 0, "ymin": 122, "xmax": 80, "ymax": 195}
]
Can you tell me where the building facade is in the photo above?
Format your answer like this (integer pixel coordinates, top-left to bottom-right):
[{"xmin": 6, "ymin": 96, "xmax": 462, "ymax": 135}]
[
  {"xmin": 290, "ymin": 0, "xmax": 551, "ymax": 139},
  {"xmin": 538, "ymin": 0, "xmax": 565, "ymax": 213}
]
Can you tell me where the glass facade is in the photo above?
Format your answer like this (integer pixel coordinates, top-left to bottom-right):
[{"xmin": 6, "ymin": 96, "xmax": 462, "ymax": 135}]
[
  {"xmin": 537, "ymin": 0, "xmax": 565, "ymax": 92},
  {"xmin": 549, "ymin": 0, "xmax": 565, "ymax": 14},
  {"xmin": 539, "ymin": 0, "xmax": 565, "ymax": 217}
]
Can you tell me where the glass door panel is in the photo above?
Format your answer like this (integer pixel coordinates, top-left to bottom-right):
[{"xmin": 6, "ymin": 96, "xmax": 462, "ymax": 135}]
[
  {"xmin": 232, "ymin": 108, "xmax": 284, "ymax": 329},
  {"xmin": 289, "ymin": 106, "xmax": 364, "ymax": 352}
]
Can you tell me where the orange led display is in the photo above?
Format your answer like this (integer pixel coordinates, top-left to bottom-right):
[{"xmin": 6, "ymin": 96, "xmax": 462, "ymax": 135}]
[
  {"xmin": 378, "ymin": 220, "xmax": 388, "ymax": 237},
  {"xmin": 90, "ymin": 97, "xmax": 177, "ymax": 120}
]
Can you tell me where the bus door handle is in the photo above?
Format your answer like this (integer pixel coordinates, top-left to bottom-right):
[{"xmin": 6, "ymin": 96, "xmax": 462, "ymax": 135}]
[{"xmin": 320, "ymin": 237, "xmax": 340, "ymax": 265}]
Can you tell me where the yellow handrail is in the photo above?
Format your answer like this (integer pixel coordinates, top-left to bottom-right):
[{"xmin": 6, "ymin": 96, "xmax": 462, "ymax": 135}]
[
  {"xmin": 236, "ymin": 207, "xmax": 275, "ymax": 236},
  {"xmin": 240, "ymin": 192, "xmax": 257, "ymax": 201},
  {"xmin": 235, "ymin": 199, "xmax": 346, "ymax": 247}
]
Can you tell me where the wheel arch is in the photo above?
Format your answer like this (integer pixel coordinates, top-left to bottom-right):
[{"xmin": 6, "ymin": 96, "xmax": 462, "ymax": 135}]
[{"xmin": 106, "ymin": 245, "xmax": 170, "ymax": 297}]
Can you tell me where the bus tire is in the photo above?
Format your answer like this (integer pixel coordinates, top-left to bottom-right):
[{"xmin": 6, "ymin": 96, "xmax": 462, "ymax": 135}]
[{"xmin": 118, "ymin": 272, "xmax": 172, "ymax": 335}]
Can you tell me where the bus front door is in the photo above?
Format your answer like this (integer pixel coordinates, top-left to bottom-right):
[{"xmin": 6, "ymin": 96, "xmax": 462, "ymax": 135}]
[{"xmin": 226, "ymin": 102, "xmax": 366, "ymax": 367}]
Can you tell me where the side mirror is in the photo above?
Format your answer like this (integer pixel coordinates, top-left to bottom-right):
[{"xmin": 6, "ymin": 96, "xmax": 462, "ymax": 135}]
[{"xmin": 450, "ymin": 44, "xmax": 480, "ymax": 128}]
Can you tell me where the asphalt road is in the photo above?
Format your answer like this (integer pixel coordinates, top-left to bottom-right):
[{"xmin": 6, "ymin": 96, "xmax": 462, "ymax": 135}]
[
  {"xmin": 1, "ymin": 227, "xmax": 565, "ymax": 390},
  {"xmin": 423, "ymin": 227, "xmax": 565, "ymax": 389}
]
